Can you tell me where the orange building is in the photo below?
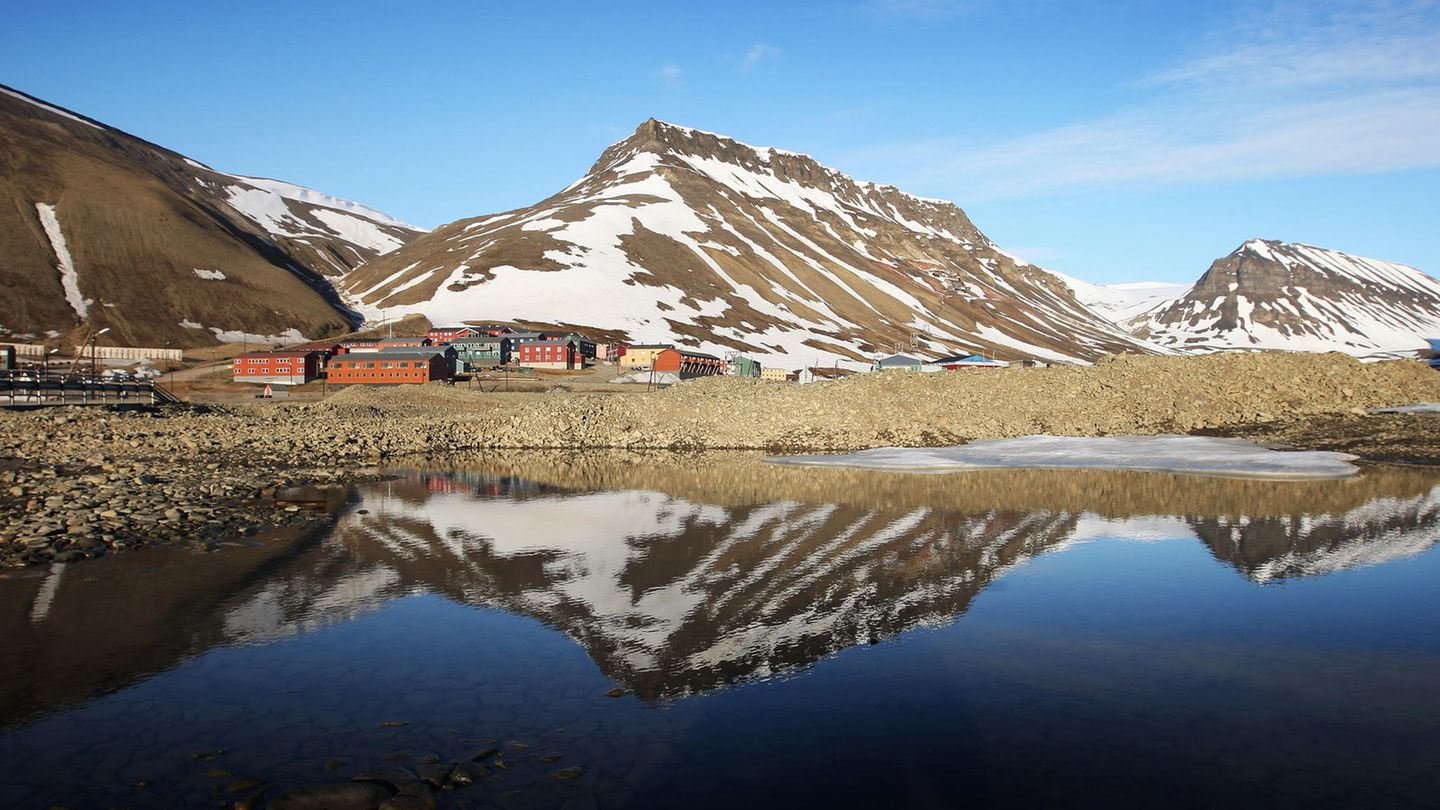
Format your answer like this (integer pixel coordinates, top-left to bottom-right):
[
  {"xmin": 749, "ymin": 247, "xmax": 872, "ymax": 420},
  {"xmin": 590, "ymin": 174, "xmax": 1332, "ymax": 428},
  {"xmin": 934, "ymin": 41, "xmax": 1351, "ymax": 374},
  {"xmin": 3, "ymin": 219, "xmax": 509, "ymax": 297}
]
[
  {"xmin": 326, "ymin": 351, "xmax": 450, "ymax": 384},
  {"xmin": 652, "ymin": 347, "xmax": 724, "ymax": 379}
]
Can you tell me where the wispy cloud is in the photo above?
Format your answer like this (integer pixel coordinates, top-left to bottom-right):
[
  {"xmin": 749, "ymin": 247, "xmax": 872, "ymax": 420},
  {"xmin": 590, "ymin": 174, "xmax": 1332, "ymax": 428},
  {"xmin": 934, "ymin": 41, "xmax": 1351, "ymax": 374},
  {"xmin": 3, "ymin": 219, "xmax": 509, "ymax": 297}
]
[
  {"xmin": 739, "ymin": 42, "xmax": 781, "ymax": 72},
  {"xmin": 852, "ymin": 2, "xmax": 1440, "ymax": 199},
  {"xmin": 652, "ymin": 63, "xmax": 683, "ymax": 88}
]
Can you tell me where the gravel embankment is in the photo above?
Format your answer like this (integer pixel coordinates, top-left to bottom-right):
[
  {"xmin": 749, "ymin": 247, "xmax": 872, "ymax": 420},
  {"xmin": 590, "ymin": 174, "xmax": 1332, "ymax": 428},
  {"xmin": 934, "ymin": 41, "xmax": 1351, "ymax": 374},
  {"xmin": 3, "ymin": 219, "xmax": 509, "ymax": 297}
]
[{"xmin": 3, "ymin": 352, "xmax": 1439, "ymax": 568}]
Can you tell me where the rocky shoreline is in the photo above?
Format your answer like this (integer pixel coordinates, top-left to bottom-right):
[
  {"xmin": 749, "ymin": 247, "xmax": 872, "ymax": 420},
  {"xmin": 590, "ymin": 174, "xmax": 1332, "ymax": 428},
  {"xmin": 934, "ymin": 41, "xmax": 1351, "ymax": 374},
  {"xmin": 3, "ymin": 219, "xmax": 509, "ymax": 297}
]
[{"xmin": 3, "ymin": 352, "xmax": 1439, "ymax": 568}]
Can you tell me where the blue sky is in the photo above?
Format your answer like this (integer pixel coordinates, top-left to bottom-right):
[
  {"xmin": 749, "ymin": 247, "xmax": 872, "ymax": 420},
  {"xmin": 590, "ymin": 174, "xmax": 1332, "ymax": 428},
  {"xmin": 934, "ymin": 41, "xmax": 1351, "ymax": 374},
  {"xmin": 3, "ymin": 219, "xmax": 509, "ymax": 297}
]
[{"xmin": 4, "ymin": 0, "xmax": 1437, "ymax": 284}]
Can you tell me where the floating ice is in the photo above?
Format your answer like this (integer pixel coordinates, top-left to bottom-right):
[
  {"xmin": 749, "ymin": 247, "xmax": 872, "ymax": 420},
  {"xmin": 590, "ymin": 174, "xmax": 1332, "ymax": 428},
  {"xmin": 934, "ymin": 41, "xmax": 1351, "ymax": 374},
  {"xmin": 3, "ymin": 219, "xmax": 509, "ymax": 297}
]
[
  {"xmin": 1369, "ymin": 403, "xmax": 1440, "ymax": 414},
  {"xmin": 767, "ymin": 435, "xmax": 1360, "ymax": 480}
]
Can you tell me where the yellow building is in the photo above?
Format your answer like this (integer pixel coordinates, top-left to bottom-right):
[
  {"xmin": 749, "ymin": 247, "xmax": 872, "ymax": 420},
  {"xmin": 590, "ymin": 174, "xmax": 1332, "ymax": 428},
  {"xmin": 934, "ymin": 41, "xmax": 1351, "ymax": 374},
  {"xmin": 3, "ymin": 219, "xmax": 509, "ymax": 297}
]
[
  {"xmin": 620, "ymin": 344, "xmax": 672, "ymax": 369},
  {"xmin": 760, "ymin": 367, "xmax": 790, "ymax": 381}
]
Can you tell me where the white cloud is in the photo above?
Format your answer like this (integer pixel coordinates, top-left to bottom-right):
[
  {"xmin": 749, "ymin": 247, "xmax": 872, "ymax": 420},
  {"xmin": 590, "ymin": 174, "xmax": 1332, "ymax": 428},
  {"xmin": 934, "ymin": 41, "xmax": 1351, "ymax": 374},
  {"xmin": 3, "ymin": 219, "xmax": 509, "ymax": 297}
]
[
  {"xmin": 652, "ymin": 63, "xmax": 683, "ymax": 88},
  {"xmin": 849, "ymin": 2, "xmax": 1440, "ymax": 199},
  {"xmin": 739, "ymin": 42, "xmax": 781, "ymax": 71}
]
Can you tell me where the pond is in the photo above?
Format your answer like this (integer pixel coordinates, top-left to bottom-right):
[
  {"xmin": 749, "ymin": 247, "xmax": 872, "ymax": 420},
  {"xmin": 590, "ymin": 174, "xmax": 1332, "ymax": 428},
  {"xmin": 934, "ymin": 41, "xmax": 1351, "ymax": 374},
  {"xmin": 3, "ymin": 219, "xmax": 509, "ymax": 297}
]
[{"xmin": 3, "ymin": 453, "xmax": 1439, "ymax": 809}]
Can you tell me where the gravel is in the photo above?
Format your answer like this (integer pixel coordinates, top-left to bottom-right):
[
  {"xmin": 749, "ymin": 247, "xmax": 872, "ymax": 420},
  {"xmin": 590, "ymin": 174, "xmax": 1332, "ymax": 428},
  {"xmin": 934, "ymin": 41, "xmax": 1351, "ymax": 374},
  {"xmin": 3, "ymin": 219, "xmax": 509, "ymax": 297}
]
[{"xmin": 3, "ymin": 352, "xmax": 1438, "ymax": 568}]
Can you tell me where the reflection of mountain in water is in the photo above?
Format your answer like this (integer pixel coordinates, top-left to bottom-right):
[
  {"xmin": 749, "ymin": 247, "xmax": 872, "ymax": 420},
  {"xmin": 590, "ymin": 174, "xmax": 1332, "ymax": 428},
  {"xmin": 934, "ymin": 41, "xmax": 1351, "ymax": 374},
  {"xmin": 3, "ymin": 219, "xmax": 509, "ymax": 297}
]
[
  {"xmin": 1194, "ymin": 486, "xmax": 1440, "ymax": 583},
  {"xmin": 311, "ymin": 478, "xmax": 1081, "ymax": 699},
  {"xmin": 3, "ymin": 459, "xmax": 1440, "ymax": 726}
]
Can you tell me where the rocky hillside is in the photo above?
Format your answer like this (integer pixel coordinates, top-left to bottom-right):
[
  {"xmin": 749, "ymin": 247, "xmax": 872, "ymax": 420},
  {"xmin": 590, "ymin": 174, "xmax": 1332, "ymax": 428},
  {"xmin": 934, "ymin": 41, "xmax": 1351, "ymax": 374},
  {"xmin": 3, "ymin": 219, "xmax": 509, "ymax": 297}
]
[
  {"xmin": 0, "ymin": 84, "xmax": 423, "ymax": 348},
  {"xmin": 345, "ymin": 120, "xmax": 1154, "ymax": 364},
  {"xmin": 1130, "ymin": 239, "xmax": 1440, "ymax": 356}
]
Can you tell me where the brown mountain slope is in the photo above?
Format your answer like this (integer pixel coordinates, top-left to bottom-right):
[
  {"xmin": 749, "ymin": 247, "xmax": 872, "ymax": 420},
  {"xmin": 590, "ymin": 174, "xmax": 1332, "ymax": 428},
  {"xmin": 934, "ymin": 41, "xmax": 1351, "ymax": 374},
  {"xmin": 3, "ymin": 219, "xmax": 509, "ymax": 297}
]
[
  {"xmin": 0, "ymin": 84, "xmax": 422, "ymax": 348},
  {"xmin": 345, "ymin": 120, "xmax": 1155, "ymax": 364}
]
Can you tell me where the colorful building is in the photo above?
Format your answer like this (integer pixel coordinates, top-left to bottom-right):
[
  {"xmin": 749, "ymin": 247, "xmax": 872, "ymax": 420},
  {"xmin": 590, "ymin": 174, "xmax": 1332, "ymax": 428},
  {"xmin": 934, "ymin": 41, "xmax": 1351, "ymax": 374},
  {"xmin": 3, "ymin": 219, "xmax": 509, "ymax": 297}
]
[
  {"xmin": 427, "ymin": 326, "xmax": 480, "ymax": 343},
  {"xmin": 516, "ymin": 338, "xmax": 588, "ymax": 370},
  {"xmin": 652, "ymin": 347, "xmax": 724, "ymax": 379},
  {"xmin": 326, "ymin": 351, "xmax": 450, "ymax": 384},
  {"xmin": 729, "ymin": 355, "xmax": 763, "ymax": 378},
  {"xmin": 619, "ymin": 343, "xmax": 671, "ymax": 369},
  {"xmin": 233, "ymin": 350, "xmax": 325, "ymax": 385},
  {"xmin": 450, "ymin": 336, "xmax": 507, "ymax": 369},
  {"xmin": 761, "ymin": 367, "xmax": 792, "ymax": 381}
]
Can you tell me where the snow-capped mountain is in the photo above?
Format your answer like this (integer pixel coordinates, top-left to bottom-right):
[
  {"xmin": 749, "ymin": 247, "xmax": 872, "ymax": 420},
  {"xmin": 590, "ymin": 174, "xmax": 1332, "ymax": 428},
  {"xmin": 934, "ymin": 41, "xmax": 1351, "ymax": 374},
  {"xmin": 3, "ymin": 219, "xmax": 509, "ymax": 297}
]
[
  {"xmin": 1131, "ymin": 239, "xmax": 1440, "ymax": 356},
  {"xmin": 1057, "ymin": 275, "xmax": 1192, "ymax": 323},
  {"xmin": 0, "ymin": 83, "xmax": 423, "ymax": 347},
  {"xmin": 345, "ymin": 120, "xmax": 1153, "ymax": 364}
]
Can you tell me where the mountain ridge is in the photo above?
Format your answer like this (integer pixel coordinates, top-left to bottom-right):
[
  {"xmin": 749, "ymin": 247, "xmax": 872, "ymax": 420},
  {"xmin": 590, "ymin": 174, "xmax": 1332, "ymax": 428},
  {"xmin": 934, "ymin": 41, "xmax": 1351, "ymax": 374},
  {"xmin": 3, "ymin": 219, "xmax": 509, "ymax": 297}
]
[
  {"xmin": 1129, "ymin": 238, "xmax": 1440, "ymax": 356},
  {"xmin": 344, "ymin": 119, "xmax": 1156, "ymax": 364},
  {"xmin": 0, "ymin": 83, "xmax": 423, "ymax": 348}
]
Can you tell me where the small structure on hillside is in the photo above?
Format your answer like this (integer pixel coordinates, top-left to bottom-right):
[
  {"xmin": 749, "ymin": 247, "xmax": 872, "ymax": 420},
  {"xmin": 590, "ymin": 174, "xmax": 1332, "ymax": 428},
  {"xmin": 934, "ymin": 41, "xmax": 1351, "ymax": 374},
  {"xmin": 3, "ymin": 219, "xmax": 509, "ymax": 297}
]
[
  {"xmin": 0, "ymin": 345, "xmax": 15, "ymax": 371},
  {"xmin": 326, "ymin": 351, "xmax": 450, "ymax": 385},
  {"xmin": 653, "ymin": 347, "xmax": 724, "ymax": 379},
  {"xmin": 798, "ymin": 366, "xmax": 858, "ymax": 384},
  {"xmin": 760, "ymin": 367, "xmax": 790, "ymax": 381}
]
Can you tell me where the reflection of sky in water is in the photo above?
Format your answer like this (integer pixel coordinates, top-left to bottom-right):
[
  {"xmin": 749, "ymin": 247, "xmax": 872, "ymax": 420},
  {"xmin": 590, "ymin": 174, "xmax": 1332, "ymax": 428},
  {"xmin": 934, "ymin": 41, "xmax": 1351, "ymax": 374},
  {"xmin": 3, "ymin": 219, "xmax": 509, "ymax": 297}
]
[{"xmin": 1, "ymin": 460, "xmax": 1439, "ymax": 809}]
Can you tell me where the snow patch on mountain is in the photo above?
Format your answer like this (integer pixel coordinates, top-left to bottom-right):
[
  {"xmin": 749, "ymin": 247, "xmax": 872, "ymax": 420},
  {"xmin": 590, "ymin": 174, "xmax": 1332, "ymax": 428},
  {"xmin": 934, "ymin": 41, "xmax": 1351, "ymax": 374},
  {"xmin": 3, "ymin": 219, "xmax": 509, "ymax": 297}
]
[
  {"xmin": 229, "ymin": 175, "xmax": 421, "ymax": 231},
  {"xmin": 1058, "ymin": 273, "xmax": 1191, "ymax": 323},
  {"xmin": 35, "ymin": 203, "xmax": 86, "ymax": 319},
  {"xmin": 1135, "ymin": 240, "xmax": 1440, "ymax": 357},
  {"xmin": 1, "ymin": 87, "xmax": 101, "ymax": 130}
]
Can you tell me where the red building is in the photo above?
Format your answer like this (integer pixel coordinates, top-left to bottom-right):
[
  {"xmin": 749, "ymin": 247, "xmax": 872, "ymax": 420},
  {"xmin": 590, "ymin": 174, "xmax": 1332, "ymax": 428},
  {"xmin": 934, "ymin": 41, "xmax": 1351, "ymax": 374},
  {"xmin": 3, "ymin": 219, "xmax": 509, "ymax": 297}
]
[
  {"xmin": 233, "ymin": 351, "xmax": 324, "ymax": 385},
  {"xmin": 427, "ymin": 326, "xmax": 480, "ymax": 343},
  {"xmin": 516, "ymin": 339, "xmax": 586, "ymax": 370},
  {"xmin": 653, "ymin": 347, "xmax": 725, "ymax": 379},
  {"xmin": 326, "ymin": 351, "xmax": 450, "ymax": 384}
]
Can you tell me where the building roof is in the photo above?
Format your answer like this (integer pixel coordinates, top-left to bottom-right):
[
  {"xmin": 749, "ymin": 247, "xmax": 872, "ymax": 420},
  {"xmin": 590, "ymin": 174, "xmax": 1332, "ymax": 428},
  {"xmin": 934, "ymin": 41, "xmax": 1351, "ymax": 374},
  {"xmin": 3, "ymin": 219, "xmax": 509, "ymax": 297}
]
[
  {"xmin": 377, "ymin": 344, "xmax": 455, "ymax": 353},
  {"xmin": 237, "ymin": 350, "xmax": 322, "ymax": 359},
  {"xmin": 934, "ymin": 354, "xmax": 1007, "ymax": 366},
  {"xmin": 805, "ymin": 366, "xmax": 857, "ymax": 378},
  {"xmin": 876, "ymin": 353, "xmax": 924, "ymax": 366},
  {"xmin": 628, "ymin": 343, "xmax": 672, "ymax": 349},
  {"xmin": 333, "ymin": 351, "xmax": 443, "ymax": 362},
  {"xmin": 665, "ymin": 347, "xmax": 721, "ymax": 360},
  {"xmin": 522, "ymin": 338, "xmax": 577, "ymax": 348}
]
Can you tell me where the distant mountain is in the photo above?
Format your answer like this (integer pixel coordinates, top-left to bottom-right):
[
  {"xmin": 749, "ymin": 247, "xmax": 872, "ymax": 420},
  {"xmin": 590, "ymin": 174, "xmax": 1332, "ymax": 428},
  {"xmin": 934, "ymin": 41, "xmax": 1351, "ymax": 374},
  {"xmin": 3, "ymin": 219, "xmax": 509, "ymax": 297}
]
[
  {"xmin": 1130, "ymin": 239, "xmax": 1440, "ymax": 356},
  {"xmin": 0, "ymin": 84, "xmax": 423, "ymax": 348},
  {"xmin": 344, "ymin": 120, "xmax": 1153, "ymax": 364},
  {"xmin": 1057, "ymin": 276, "xmax": 1192, "ymax": 323}
]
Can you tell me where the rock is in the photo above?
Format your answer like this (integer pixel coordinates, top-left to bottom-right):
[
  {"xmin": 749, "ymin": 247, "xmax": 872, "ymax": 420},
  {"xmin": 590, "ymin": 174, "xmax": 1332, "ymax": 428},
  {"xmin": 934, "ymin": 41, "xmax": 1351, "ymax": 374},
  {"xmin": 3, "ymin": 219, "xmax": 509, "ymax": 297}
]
[
  {"xmin": 549, "ymin": 767, "xmax": 584, "ymax": 781},
  {"xmin": 414, "ymin": 762, "xmax": 452, "ymax": 788},
  {"xmin": 227, "ymin": 777, "xmax": 267, "ymax": 792},
  {"xmin": 266, "ymin": 782, "xmax": 393, "ymax": 810},
  {"xmin": 604, "ymin": 687, "xmax": 627, "ymax": 698},
  {"xmin": 468, "ymin": 747, "xmax": 498, "ymax": 762}
]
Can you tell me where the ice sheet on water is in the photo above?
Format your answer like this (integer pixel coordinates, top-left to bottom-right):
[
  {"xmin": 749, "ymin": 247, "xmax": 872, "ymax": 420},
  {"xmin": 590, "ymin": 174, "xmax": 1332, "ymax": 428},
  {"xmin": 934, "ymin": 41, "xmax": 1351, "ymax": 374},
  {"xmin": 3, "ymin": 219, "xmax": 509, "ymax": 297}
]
[
  {"xmin": 1369, "ymin": 403, "xmax": 1440, "ymax": 414},
  {"xmin": 767, "ymin": 435, "xmax": 1360, "ymax": 480}
]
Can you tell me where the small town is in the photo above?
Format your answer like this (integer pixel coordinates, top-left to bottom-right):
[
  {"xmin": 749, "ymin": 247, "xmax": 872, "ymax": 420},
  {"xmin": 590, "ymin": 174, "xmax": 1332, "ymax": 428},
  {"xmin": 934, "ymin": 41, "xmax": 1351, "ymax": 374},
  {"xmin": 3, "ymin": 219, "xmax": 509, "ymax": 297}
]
[
  {"xmin": 227, "ymin": 324, "xmax": 1013, "ymax": 392},
  {"xmin": 5, "ymin": 3, "xmax": 1440, "ymax": 810}
]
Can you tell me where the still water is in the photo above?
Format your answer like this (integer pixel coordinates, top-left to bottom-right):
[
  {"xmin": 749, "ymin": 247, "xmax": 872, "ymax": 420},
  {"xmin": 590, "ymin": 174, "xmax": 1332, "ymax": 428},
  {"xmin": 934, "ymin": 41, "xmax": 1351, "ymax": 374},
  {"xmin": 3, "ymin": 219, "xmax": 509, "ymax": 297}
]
[{"xmin": 2, "ymin": 453, "xmax": 1439, "ymax": 809}]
